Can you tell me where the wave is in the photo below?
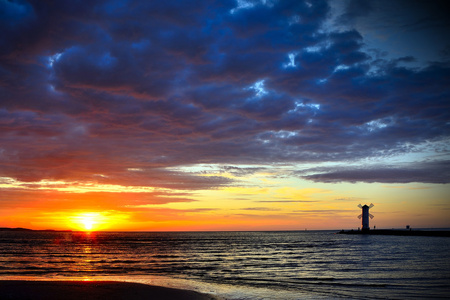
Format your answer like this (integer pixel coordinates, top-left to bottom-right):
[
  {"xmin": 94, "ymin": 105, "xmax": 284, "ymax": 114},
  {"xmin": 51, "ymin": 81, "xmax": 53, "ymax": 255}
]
[{"xmin": 1, "ymin": 231, "xmax": 449, "ymax": 299}]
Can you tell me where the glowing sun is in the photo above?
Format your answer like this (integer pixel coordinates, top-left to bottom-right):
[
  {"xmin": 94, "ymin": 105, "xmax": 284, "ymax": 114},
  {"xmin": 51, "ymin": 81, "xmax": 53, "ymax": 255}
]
[
  {"xmin": 81, "ymin": 217, "xmax": 95, "ymax": 231},
  {"xmin": 67, "ymin": 211, "xmax": 129, "ymax": 231},
  {"xmin": 74, "ymin": 213, "xmax": 101, "ymax": 231}
]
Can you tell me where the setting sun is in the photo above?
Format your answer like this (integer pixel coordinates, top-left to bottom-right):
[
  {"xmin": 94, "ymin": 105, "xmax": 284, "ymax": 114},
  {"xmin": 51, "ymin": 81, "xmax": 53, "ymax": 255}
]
[
  {"xmin": 81, "ymin": 216, "xmax": 95, "ymax": 231},
  {"xmin": 65, "ymin": 211, "xmax": 131, "ymax": 231},
  {"xmin": 71, "ymin": 212, "xmax": 102, "ymax": 231}
]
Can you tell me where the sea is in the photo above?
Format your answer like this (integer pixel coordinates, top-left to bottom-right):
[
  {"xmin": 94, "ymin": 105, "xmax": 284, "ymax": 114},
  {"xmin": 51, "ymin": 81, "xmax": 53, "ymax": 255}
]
[{"xmin": 0, "ymin": 230, "xmax": 449, "ymax": 299}]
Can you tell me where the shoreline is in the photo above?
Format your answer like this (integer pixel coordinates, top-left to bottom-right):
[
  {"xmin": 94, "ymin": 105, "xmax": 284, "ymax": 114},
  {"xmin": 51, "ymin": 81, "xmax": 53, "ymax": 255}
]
[{"xmin": 0, "ymin": 280, "xmax": 219, "ymax": 300}]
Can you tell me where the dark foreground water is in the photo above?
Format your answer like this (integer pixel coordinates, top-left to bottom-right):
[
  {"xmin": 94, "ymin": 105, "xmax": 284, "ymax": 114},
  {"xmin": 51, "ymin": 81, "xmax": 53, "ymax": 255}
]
[{"xmin": 1, "ymin": 230, "xmax": 449, "ymax": 299}]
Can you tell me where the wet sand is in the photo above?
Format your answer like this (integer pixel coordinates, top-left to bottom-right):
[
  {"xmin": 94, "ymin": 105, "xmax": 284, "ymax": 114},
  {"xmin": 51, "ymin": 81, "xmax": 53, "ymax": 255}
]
[{"xmin": 0, "ymin": 280, "xmax": 219, "ymax": 300}]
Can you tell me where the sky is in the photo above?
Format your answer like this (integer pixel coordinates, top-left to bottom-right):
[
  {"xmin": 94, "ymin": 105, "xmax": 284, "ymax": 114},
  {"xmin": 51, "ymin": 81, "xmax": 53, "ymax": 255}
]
[{"xmin": 1, "ymin": 0, "xmax": 449, "ymax": 231}]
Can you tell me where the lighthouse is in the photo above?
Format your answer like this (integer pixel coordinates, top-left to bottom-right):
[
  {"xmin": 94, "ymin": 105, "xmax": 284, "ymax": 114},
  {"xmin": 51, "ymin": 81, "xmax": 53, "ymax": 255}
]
[{"xmin": 358, "ymin": 203, "xmax": 374, "ymax": 231}]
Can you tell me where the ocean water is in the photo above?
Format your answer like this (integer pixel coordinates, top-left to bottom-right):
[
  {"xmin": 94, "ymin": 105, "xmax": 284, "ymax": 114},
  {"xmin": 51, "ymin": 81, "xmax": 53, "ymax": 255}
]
[{"xmin": 0, "ymin": 230, "xmax": 449, "ymax": 299}]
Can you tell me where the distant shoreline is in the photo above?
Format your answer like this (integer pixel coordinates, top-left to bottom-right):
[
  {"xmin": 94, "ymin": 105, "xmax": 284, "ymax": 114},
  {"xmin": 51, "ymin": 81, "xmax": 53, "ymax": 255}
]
[
  {"xmin": 2, "ymin": 227, "xmax": 449, "ymax": 235},
  {"xmin": 337, "ymin": 229, "xmax": 450, "ymax": 237},
  {"xmin": 0, "ymin": 227, "xmax": 72, "ymax": 233}
]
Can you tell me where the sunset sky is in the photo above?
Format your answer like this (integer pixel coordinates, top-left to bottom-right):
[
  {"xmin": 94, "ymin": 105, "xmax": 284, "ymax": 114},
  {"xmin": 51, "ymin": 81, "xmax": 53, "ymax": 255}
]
[{"xmin": 1, "ymin": 0, "xmax": 449, "ymax": 231}]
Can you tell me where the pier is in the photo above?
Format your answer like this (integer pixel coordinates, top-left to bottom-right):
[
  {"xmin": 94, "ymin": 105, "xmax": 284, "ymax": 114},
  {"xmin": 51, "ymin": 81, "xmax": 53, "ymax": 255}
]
[{"xmin": 337, "ymin": 229, "xmax": 450, "ymax": 237}]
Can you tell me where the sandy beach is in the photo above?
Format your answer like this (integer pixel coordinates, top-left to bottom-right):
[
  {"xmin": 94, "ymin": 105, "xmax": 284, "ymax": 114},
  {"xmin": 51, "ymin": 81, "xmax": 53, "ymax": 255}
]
[{"xmin": 0, "ymin": 280, "xmax": 219, "ymax": 300}]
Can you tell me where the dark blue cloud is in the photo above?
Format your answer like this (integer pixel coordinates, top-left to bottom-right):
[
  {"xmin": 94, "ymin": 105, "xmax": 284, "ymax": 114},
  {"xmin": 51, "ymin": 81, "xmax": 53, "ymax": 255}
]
[
  {"xmin": 300, "ymin": 161, "xmax": 450, "ymax": 184},
  {"xmin": 0, "ymin": 0, "xmax": 449, "ymax": 185}
]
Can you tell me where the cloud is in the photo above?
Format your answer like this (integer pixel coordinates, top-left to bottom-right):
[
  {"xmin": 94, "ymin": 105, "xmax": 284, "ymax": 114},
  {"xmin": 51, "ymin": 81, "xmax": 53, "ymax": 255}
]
[
  {"xmin": 330, "ymin": 0, "xmax": 450, "ymax": 65},
  {"xmin": 301, "ymin": 161, "xmax": 450, "ymax": 184},
  {"xmin": 256, "ymin": 200, "xmax": 318, "ymax": 203},
  {"xmin": 0, "ymin": 189, "xmax": 196, "ymax": 211},
  {"xmin": 239, "ymin": 207, "xmax": 281, "ymax": 211},
  {"xmin": 0, "ymin": 0, "xmax": 449, "ymax": 191}
]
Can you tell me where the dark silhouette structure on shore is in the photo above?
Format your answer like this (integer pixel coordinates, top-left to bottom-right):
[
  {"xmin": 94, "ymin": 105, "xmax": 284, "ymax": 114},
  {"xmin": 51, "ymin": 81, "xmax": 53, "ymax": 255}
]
[
  {"xmin": 337, "ymin": 203, "xmax": 450, "ymax": 236},
  {"xmin": 358, "ymin": 203, "xmax": 374, "ymax": 231}
]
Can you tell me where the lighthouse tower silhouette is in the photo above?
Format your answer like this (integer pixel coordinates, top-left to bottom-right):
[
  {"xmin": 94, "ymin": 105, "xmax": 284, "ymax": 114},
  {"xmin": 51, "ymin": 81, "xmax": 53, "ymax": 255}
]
[{"xmin": 358, "ymin": 203, "xmax": 374, "ymax": 231}]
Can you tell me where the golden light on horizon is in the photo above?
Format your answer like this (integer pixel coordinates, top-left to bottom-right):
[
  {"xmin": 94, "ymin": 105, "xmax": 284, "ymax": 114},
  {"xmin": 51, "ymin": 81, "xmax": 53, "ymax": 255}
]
[
  {"xmin": 1, "ymin": 176, "xmax": 449, "ymax": 231},
  {"xmin": 72, "ymin": 212, "xmax": 101, "ymax": 231},
  {"xmin": 81, "ymin": 216, "xmax": 95, "ymax": 231},
  {"xmin": 67, "ymin": 212, "xmax": 122, "ymax": 231}
]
